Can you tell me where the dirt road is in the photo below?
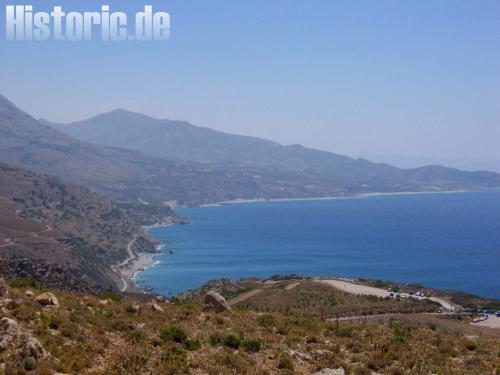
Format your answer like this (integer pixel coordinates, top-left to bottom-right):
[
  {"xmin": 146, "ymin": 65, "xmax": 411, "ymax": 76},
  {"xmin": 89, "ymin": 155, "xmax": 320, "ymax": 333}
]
[{"xmin": 317, "ymin": 279, "xmax": 458, "ymax": 312}]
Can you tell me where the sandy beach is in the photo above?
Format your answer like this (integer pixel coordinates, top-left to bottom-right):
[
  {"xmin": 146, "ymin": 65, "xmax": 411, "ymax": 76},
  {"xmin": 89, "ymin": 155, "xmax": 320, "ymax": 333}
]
[
  {"xmin": 212, "ymin": 190, "xmax": 471, "ymax": 206},
  {"xmin": 110, "ymin": 223, "xmax": 174, "ymax": 292},
  {"xmin": 112, "ymin": 234, "xmax": 164, "ymax": 292},
  {"xmin": 114, "ymin": 251, "xmax": 160, "ymax": 293}
]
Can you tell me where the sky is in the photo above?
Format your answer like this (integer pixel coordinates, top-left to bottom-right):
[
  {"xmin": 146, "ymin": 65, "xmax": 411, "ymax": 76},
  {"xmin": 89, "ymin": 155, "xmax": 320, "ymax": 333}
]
[{"xmin": 1, "ymin": 0, "xmax": 499, "ymax": 171}]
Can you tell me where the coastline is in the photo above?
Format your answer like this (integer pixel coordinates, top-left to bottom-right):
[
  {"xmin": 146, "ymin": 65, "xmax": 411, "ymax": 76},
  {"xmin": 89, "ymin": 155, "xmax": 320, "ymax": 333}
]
[
  {"xmin": 115, "ymin": 229, "xmax": 168, "ymax": 293},
  {"xmin": 113, "ymin": 222, "xmax": 175, "ymax": 293},
  {"xmin": 142, "ymin": 222, "xmax": 176, "ymax": 230},
  {"xmin": 120, "ymin": 251, "xmax": 160, "ymax": 292},
  {"xmin": 202, "ymin": 189, "xmax": 476, "ymax": 207},
  {"xmin": 126, "ymin": 224, "xmax": 175, "ymax": 291},
  {"xmin": 125, "ymin": 189, "xmax": 496, "ymax": 295}
]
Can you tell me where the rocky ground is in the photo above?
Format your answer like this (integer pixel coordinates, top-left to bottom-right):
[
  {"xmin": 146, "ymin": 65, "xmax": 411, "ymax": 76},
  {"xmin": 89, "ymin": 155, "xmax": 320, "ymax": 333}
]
[{"xmin": 0, "ymin": 273, "xmax": 499, "ymax": 374}]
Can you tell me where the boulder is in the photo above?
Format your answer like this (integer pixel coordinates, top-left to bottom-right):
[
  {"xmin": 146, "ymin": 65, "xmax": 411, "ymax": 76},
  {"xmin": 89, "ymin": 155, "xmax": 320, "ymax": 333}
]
[
  {"xmin": 97, "ymin": 299, "xmax": 112, "ymax": 307},
  {"xmin": 0, "ymin": 278, "xmax": 8, "ymax": 297},
  {"xmin": 313, "ymin": 369, "xmax": 345, "ymax": 375},
  {"xmin": 25, "ymin": 290, "xmax": 34, "ymax": 298},
  {"xmin": 23, "ymin": 337, "xmax": 45, "ymax": 360},
  {"xmin": 0, "ymin": 318, "xmax": 20, "ymax": 351},
  {"xmin": 154, "ymin": 295, "xmax": 166, "ymax": 303},
  {"xmin": 151, "ymin": 303, "xmax": 164, "ymax": 313},
  {"xmin": 35, "ymin": 292, "xmax": 59, "ymax": 307},
  {"xmin": 203, "ymin": 291, "xmax": 231, "ymax": 313},
  {"xmin": 0, "ymin": 317, "xmax": 46, "ymax": 363},
  {"xmin": 312, "ymin": 349, "xmax": 333, "ymax": 359},
  {"xmin": 284, "ymin": 349, "xmax": 312, "ymax": 362},
  {"xmin": 1, "ymin": 298, "xmax": 19, "ymax": 310},
  {"xmin": 126, "ymin": 304, "xmax": 141, "ymax": 313}
]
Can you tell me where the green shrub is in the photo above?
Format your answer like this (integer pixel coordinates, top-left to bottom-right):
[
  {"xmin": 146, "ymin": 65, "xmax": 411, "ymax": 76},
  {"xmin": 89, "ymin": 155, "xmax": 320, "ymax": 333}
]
[
  {"xmin": 98, "ymin": 291, "xmax": 122, "ymax": 302},
  {"xmin": 184, "ymin": 338, "xmax": 201, "ymax": 351},
  {"xmin": 223, "ymin": 334, "xmax": 241, "ymax": 349},
  {"xmin": 277, "ymin": 355, "xmax": 294, "ymax": 370},
  {"xmin": 158, "ymin": 346, "xmax": 188, "ymax": 372},
  {"xmin": 257, "ymin": 314, "xmax": 276, "ymax": 328},
  {"xmin": 160, "ymin": 326, "xmax": 188, "ymax": 343},
  {"xmin": 392, "ymin": 325, "xmax": 412, "ymax": 344},
  {"xmin": 47, "ymin": 315, "xmax": 60, "ymax": 330},
  {"xmin": 465, "ymin": 341, "xmax": 477, "ymax": 351},
  {"xmin": 9, "ymin": 277, "xmax": 38, "ymax": 288},
  {"xmin": 286, "ymin": 317, "xmax": 318, "ymax": 331},
  {"xmin": 336, "ymin": 324, "xmax": 353, "ymax": 338},
  {"xmin": 209, "ymin": 334, "xmax": 223, "ymax": 346},
  {"xmin": 242, "ymin": 338, "xmax": 261, "ymax": 352},
  {"xmin": 125, "ymin": 330, "xmax": 145, "ymax": 343}
]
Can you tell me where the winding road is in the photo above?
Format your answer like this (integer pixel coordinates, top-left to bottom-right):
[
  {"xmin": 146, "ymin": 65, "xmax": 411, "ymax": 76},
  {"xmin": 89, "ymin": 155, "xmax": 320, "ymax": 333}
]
[{"xmin": 112, "ymin": 235, "xmax": 137, "ymax": 292}]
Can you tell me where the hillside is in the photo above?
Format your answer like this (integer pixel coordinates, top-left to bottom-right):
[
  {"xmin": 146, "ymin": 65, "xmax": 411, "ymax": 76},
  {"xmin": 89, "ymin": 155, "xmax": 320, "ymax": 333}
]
[
  {"xmin": 0, "ymin": 163, "xmax": 158, "ymax": 292},
  {"xmin": 0, "ymin": 275, "xmax": 499, "ymax": 374},
  {"xmin": 47, "ymin": 109, "xmax": 500, "ymax": 193},
  {"xmin": 0, "ymin": 96, "xmax": 352, "ymax": 206}
]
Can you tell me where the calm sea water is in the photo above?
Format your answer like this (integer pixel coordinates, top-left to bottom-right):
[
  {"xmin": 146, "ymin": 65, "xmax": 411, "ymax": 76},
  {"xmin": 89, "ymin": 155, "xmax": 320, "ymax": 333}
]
[{"xmin": 136, "ymin": 192, "xmax": 500, "ymax": 299}]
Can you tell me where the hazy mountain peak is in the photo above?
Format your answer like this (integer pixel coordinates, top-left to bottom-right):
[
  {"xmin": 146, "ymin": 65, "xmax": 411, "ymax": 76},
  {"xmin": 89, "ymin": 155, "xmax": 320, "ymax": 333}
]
[
  {"xmin": 84, "ymin": 108, "xmax": 157, "ymax": 123},
  {"xmin": 0, "ymin": 94, "xmax": 21, "ymax": 113}
]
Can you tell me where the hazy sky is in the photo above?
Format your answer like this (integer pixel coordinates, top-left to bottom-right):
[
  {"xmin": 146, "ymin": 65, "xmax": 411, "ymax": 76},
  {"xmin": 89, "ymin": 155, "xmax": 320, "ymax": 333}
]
[{"xmin": 1, "ymin": 1, "xmax": 499, "ymax": 171}]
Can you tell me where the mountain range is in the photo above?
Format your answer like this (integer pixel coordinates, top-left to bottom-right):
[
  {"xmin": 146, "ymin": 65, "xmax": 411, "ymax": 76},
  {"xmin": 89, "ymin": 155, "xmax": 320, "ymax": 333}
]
[
  {"xmin": 45, "ymin": 106, "xmax": 500, "ymax": 200},
  {"xmin": 1, "ymin": 95, "xmax": 500, "ymax": 209}
]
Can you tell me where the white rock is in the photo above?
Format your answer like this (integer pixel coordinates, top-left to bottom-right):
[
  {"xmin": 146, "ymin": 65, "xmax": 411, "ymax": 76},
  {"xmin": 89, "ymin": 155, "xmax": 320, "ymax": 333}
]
[
  {"xmin": 151, "ymin": 303, "xmax": 164, "ymax": 313},
  {"xmin": 313, "ymin": 368, "xmax": 345, "ymax": 375},
  {"xmin": 25, "ymin": 290, "xmax": 34, "ymax": 298}
]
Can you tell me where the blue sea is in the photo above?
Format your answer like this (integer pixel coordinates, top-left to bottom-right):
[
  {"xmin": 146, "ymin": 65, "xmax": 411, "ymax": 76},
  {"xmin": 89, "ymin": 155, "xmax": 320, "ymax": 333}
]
[{"xmin": 136, "ymin": 192, "xmax": 500, "ymax": 299}]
